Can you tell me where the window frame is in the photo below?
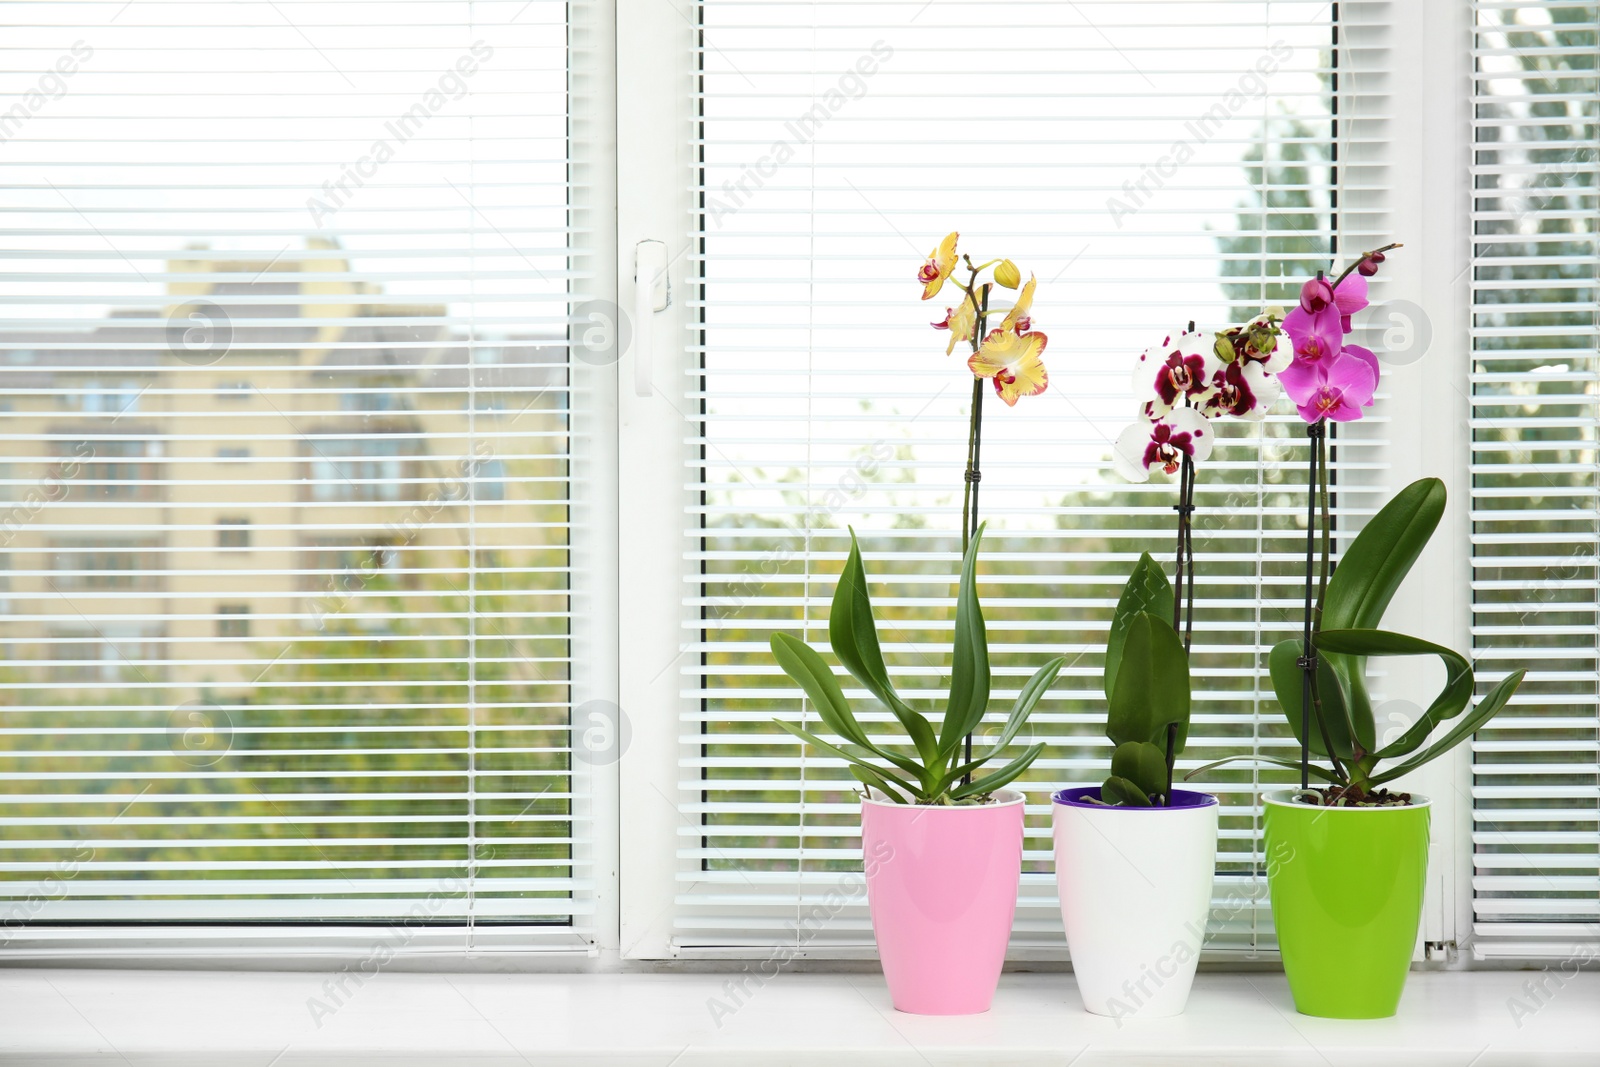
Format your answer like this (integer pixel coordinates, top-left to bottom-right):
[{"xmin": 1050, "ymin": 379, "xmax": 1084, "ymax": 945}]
[{"xmin": 7, "ymin": 0, "xmax": 1544, "ymax": 968}]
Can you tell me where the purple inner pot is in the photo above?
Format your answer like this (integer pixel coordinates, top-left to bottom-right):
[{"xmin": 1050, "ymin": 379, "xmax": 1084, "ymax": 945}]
[{"xmin": 1051, "ymin": 785, "xmax": 1218, "ymax": 810}]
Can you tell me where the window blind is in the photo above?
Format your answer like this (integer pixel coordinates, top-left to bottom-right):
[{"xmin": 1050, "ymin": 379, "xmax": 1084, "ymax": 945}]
[
  {"xmin": 0, "ymin": 0, "xmax": 595, "ymax": 953},
  {"xmin": 1468, "ymin": 0, "xmax": 1600, "ymax": 959},
  {"xmin": 680, "ymin": 0, "xmax": 1391, "ymax": 957}
]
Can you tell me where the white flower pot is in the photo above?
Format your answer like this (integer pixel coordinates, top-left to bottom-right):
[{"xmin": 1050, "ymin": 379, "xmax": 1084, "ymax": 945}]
[{"xmin": 1051, "ymin": 786, "xmax": 1218, "ymax": 1020}]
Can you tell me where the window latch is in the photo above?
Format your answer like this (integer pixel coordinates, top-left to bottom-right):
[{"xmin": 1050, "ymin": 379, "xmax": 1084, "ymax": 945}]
[{"xmin": 633, "ymin": 240, "xmax": 670, "ymax": 397}]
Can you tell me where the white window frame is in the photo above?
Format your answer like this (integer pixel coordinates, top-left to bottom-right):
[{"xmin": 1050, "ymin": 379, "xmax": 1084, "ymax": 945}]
[
  {"xmin": 7, "ymin": 0, "xmax": 1548, "ymax": 969},
  {"xmin": 611, "ymin": 0, "xmax": 1490, "ymax": 966}
]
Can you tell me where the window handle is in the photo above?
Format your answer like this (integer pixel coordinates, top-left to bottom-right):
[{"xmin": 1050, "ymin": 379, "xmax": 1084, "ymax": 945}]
[{"xmin": 633, "ymin": 240, "xmax": 670, "ymax": 397}]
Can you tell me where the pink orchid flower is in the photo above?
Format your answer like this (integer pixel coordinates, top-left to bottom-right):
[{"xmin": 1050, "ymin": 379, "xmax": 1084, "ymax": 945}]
[{"xmin": 1280, "ymin": 349, "xmax": 1377, "ymax": 423}]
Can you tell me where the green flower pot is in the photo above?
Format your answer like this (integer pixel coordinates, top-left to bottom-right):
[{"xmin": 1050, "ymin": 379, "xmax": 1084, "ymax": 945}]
[{"xmin": 1262, "ymin": 789, "xmax": 1430, "ymax": 1019}]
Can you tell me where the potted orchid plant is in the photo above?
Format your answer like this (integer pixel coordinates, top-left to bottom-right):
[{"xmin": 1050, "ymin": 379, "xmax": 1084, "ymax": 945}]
[
  {"xmin": 1185, "ymin": 246, "xmax": 1527, "ymax": 1019},
  {"xmin": 1051, "ymin": 311, "xmax": 1286, "ymax": 1019},
  {"xmin": 768, "ymin": 236, "xmax": 1059, "ymax": 1015}
]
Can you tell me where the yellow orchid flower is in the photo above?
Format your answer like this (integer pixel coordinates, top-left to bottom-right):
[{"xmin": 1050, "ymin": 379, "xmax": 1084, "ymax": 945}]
[
  {"xmin": 932, "ymin": 297, "xmax": 978, "ymax": 356},
  {"xmin": 968, "ymin": 327, "xmax": 1049, "ymax": 406},
  {"xmin": 918, "ymin": 231, "xmax": 959, "ymax": 300},
  {"xmin": 999, "ymin": 274, "xmax": 1036, "ymax": 333}
]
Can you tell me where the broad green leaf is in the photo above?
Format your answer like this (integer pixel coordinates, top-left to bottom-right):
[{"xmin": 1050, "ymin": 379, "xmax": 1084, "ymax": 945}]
[
  {"xmin": 826, "ymin": 529, "xmax": 941, "ymax": 768},
  {"xmin": 1315, "ymin": 628, "xmax": 1474, "ymax": 761},
  {"xmin": 773, "ymin": 719, "xmax": 924, "ymax": 799},
  {"xmin": 1183, "ymin": 753, "xmax": 1341, "ymax": 785},
  {"xmin": 770, "ymin": 633, "xmax": 927, "ymax": 781},
  {"xmin": 1370, "ymin": 669, "xmax": 1525, "ymax": 786},
  {"xmin": 940, "ymin": 523, "xmax": 992, "ymax": 757},
  {"xmin": 1101, "ymin": 775, "xmax": 1152, "ymax": 806},
  {"xmin": 1269, "ymin": 638, "xmax": 1355, "ymax": 761},
  {"xmin": 1107, "ymin": 612, "xmax": 1190, "ymax": 751},
  {"xmin": 948, "ymin": 742, "xmax": 1044, "ymax": 800},
  {"xmin": 1321, "ymin": 477, "xmax": 1446, "ymax": 632},
  {"xmin": 1105, "ymin": 554, "xmax": 1174, "ymax": 701},
  {"xmin": 1317, "ymin": 478, "xmax": 1446, "ymax": 758},
  {"xmin": 1111, "ymin": 740, "xmax": 1169, "ymax": 799}
]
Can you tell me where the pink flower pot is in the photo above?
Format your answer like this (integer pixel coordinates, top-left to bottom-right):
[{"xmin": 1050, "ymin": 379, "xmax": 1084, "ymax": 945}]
[{"xmin": 860, "ymin": 788, "xmax": 1026, "ymax": 1014}]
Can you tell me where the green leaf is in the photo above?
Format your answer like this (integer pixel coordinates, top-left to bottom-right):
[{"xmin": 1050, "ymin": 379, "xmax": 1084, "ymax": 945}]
[
  {"xmin": 1182, "ymin": 753, "xmax": 1342, "ymax": 785},
  {"xmin": 1105, "ymin": 553, "xmax": 1174, "ymax": 701},
  {"xmin": 1110, "ymin": 740, "xmax": 1169, "ymax": 799},
  {"xmin": 1370, "ymin": 669, "xmax": 1525, "ymax": 786},
  {"xmin": 1106, "ymin": 611, "xmax": 1190, "ymax": 751},
  {"xmin": 933, "ymin": 655, "xmax": 1063, "ymax": 794},
  {"xmin": 827, "ymin": 529, "xmax": 941, "ymax": 768},
  {"xmin": 948, "ymin": 742, "xmax": 1043, "ymax": 800},
  {"xmin": 848, "ymin": 763, "xmax": 910, "ymax": 805},
  {"xmin": 1321, "ymin": 478, "xmax": 1446, "ymax": 633},
  {"xmin": 1315, "ymin": 628, "xmax": 1474, "ymax": 762},
  {"xmin": 940, "ymin": 523, "xmax": 992, "ymax": 758},
  {"xmin": 1316, "ymin": 478, "xmax": 1446, "ymax": 758},
  {"xmin": 1269, "ymin": 638, "xmax": 1355, "ymax": 761},
  {"xmin": 772, "ymin": 719, "xmax": 923, "ymax": 800},
  {"xmin": 1101, "ymin": 775, "xmax": 1152, "ymax": 806},
  {"xmin": 769, "ymin": 633, "xmax": 927, "ymax": 782}
]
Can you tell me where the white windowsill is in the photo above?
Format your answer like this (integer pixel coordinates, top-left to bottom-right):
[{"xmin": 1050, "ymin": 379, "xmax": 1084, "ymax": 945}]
[{"xmin": 4, "ymin": 968, "xmax": 1595, "ymax": 1065}]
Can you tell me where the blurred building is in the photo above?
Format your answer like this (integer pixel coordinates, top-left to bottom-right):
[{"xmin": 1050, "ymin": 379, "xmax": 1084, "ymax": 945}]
[{"xmin": 0, "ymin": 240, "xmax": 566, "ymax": 704}]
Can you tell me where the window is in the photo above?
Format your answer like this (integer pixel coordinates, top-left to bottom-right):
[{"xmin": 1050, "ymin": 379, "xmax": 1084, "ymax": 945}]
[
  {"xmin": 626, "ymin": 0, "xmax": 1391, "ymax": 959},
  {"xmin": 216, "ymin": 520, "xmax": 251, "ymax": 551},
  {"xmin": 0, "ymin": 0, "xmax": 608, "ymax": 951},
  {"xmin": 217, "ymin": 606, "xmax": 252, "ymax": 640},
  {"xmin": 1468, "ymin": 1, "xmax": 1600, "ymax": 960},
  {"xmin": 66, "ymin": 439, "xmax": 161, "ymax": 502},
  {"xmin": 1, "ymin": 0, "xmax": 1589, "ymax": 969}
]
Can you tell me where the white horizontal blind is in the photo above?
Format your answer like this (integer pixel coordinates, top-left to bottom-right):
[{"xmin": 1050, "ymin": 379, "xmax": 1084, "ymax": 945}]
[
  {"xmin": 1468, "ymin": 0, "xmax": 1600, "ymax": 959},
  {"xmin": 0, "ymin": 0, "xmax": 592, "ymax": 950},
  {"xmin": 681, "ymin": 0, "xmax": 1391, "ymax": 957}
]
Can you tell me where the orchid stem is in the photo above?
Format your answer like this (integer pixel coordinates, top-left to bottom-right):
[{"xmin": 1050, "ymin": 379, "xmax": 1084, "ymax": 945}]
[
  {"xmin": 959, "ymin": 275, "xmax": 988, "ymax": 783},
  {"xmin": 1331, "ymin": 242, "xmax": 1404, "ymax": 289}
]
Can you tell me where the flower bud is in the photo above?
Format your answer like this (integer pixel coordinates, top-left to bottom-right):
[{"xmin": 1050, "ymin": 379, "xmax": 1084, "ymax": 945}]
[
  {"xmin": 994, "ymin": 259, "xmax": 1021, "ymax": 289},
  {"xmin": 1357, "ymin": 250, "xmax": 1386, "ymax": 277},
  {"xmin": 1214, "ymin": 333, "xmax": 1237, "ymax": 364},
  {"xmin": 1299, "ymin": 275, "xmax": 1335, "ymax": 313}
]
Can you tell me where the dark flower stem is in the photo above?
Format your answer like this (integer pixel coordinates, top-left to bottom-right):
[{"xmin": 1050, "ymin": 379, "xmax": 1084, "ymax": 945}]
[{"xmin": 958, "ymin": 268, "xmax": 989, "ymax": 781}]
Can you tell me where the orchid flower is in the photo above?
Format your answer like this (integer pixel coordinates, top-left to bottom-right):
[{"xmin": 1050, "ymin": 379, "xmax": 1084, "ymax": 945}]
[
  {"xmin": 1112, "ymin": 407, "xmax": 1213, "ymax": 484},
  {"xmin": 1280, "ymin": 271, "xmax": 1381, "ymax": 423},
  {"xmin": 999, "ymin": 274, "xmax": 1035, "ymax": 334},
  {"xmin": 918, "ymin": 231, "xmax": 960, "ymax": 300},
  {"xmin": 969, "ymin": 327, "xmax": 1048, "ymax": 406},
  {"xmin": 1280, "ymin": 348, "xmax": 1377, "ymax": 423},
  {"xmin": 1134, "ymin": 326, "xmax": 1217, "ymax": 419},
  {"xmin": 932, "ymin": 296, "xmax": 978, "ymax": 356},
  {"xmin": 1332, "ymin": 272, "xmax": 1369, "ymax": 334},
  {"xmin": 1198, "ymin": 358, "xmax": 1280, "ymax": 421}
]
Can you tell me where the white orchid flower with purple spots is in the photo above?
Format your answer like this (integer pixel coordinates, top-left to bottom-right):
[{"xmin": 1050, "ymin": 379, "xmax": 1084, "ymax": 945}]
[
  {"xmin": 1113, "ymin": 407, "xmax": 1215, "ymax": 484},
  {"xmin": 1198, "ymin": 358, "xmax": 1280, "ymax": 421},
  {"xmin": 1133, "ymin": 326, "xmax": 1218, "ymax": 419}
]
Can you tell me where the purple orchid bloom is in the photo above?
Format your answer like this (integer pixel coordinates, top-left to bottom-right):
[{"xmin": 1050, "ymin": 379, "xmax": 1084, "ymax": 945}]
[
  {"xmin": 1282, "ymin": 349, "xmax": 1377, "ymax": 423},
  {"xmin": 1332, "ymin": 273, "xmax": 1369, "ymax": 334}
]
